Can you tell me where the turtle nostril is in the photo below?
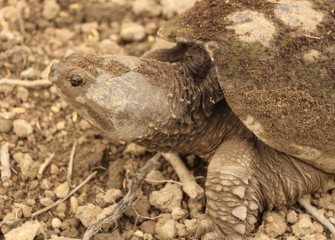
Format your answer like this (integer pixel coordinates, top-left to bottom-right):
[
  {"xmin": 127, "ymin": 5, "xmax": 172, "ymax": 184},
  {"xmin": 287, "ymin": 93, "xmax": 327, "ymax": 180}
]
[{"xmin": 70, "ymin": 74, "xmax": 84, "ymax": 87}]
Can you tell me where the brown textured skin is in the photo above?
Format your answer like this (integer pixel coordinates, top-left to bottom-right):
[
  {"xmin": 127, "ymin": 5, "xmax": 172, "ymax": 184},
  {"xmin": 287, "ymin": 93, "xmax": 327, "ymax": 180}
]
[{"xmin": 49, "ymin": 1, "xmax": 334, "ymax": 238}]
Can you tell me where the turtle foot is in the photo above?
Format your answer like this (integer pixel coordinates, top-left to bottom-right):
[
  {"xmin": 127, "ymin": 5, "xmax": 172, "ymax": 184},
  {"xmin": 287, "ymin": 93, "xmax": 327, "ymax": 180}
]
[{"xmin": 195, "ymin": 214, "xmax": 245, "ymax": 240}]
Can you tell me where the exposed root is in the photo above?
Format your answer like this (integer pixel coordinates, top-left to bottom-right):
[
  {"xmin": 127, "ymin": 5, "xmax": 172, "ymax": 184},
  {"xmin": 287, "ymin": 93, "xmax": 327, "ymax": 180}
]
[
  {"xmin": 162, "ymin": 153, "xmax": 204, "ymax": 200},
  {"xmin": 298, "ymin": 197, "xmax": 335, "ymax": 235},
  {"xmin": 83, "ymin": 152, "xmax": 161, "ymax": 240}
]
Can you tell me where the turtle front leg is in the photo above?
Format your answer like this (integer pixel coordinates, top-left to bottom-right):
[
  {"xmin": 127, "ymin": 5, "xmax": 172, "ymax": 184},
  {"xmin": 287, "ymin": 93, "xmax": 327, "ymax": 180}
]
[{"xmin": 196, "ymin": 136, "xmax": 330, "ymax": 240}]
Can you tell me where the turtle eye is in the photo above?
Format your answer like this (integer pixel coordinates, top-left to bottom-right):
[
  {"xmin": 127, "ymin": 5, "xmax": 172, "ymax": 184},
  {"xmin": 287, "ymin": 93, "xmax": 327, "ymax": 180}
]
[{"xmin": 70, "ymin": 74, "xmax": 84, "ymax": 87}]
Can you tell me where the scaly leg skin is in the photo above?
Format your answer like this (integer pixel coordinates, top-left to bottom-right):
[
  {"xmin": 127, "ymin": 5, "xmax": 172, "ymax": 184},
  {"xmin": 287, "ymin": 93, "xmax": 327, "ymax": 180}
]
[{"xmin": 196, "ymin": 137, "xmax": 331, "ymax": 240}]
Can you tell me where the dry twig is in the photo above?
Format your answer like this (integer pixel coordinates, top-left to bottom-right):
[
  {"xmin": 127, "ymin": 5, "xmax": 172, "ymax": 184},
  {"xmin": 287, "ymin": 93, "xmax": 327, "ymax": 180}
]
[
  {"xmin": 0, "ymin": 142, "xmax": 11, "ymax": 185},
  {"xmin": 83, "ymin": 152, "xmax": 161, "ymax": 240},
  {"xmin": 67, "ymin": 140, "xmax": 77, "ymax": 187},
  {"xmin": 38, "ymin": 153, "xmax": 55, "ymax": 178},
  {"xmin": 298, "ymin": 197, "xmax": 335, "ymax": 235},
  {"xmin": 162, "ymin": 153, "xmax": 204, "ymax": 200},
  {"xmin": 0, "ymin": 79, "xmax": 51, "ymax": 88},
  {"xmin": 32, "ymin": 171, "xmax": 97, "ymax": 218}
]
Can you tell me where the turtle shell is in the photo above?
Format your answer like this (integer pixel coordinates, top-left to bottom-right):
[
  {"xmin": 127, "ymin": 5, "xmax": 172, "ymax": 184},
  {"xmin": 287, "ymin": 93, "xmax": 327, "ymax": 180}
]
[{"xmin": 158, "ymin": 0, "xmax": 335, "ymax": 172}]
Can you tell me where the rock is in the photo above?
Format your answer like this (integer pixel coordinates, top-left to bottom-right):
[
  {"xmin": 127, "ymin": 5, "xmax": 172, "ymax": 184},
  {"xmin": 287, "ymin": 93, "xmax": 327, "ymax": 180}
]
[
  {"xmin": 54, "ymin": 182, "xmax": 70, "ymax": 198},
  {"xmin": 184, "ymin": 218, "xmax": 198, "ymax": 235},
  {"xmin": 292, "ymin": 214, "xmax": 315, "ymax": 238},
  {"xmin": 56, "ymin": 121, "xmax": 65, "ymax": 130},
  {"xmin": 70, "ymin": 197, "xmax": 79, "ymax": 214},
  {"xmin": 51, "ymin": 218, "xmax": 62, "ymax": 229},
  {"xmin": 103, "ymin": 189, "xmax": 122, "ymax": 204},
  {"xmin": 16, "ymin": 87, "xmax": 29, "ymax": 102},
  {"xmin": 40, "ymin": 197, "xmax": 54, "ymax": 207},
  {"xmin": 42, "ymin": 0, "xmax": 60, "ymax": 20},
  {"xmin": 0, "ymin": 119, "xmax": 12, "ymax": 133},
  {"xmin": 287, "ymin": 210, "xmax": 298, "ymax": 224},
  {"xmin": 125, "ymin": 196, "xmax": 150, "ymax": 222},
  {"xmin": 21, "ymin": 205, "xmax": 32, "ymax": 218},
  {"xmin": 75, "ymin": 204, "xmax": 102, "ymax": 227},
  {"xmin": 176, "ymin": 222, "xmax": 187, "ymax": 237},
  {"xmin": 150, "ymin": 183, "xmax": 182, "ymax": 212},
  {"xmin": 4, "ymin": 221, "xmax": 45, "ymax": 240},
  {"xmin": 140, "ymin": 220, "xmax": 156, "ymax": 235},
  {"xmin": 20, "ymin": 67, "xmax": 39, "ymax": 80},
  {"xmin": 14, "ymin": 153, "xmax": 38, "ymax": 180},
  {"xmin": 133, "ymin": 230, "xmax": 144, "ymax": 238},
  {"xmin": 171, "ymin": 207, "xmax": 186, "ymax": 220},
  {"xmin": 40, "ymin": 179, "xmax": 52, "ymax": 190},
  {"xmin": 132, "ymin": 0, "xmax": 161, "ymax": 16},
  {"xmin": 96, "ymin": 39, "xmax": 124, "ymax": 55},
  {"xmin": 56, "ymin": 202, "xmax": 67, "ymax": 215},
  {"xmin": 155, "ymin": 219, "xmax": 177, "ymax": 240},
  {"xmin": 80, "ymin": 22, "xmax": 99, "ymax": 33},
  {"xmin": 13, "ymin": 119, "xmax": 33, "ymax": 137},
  {"xmin": 120, "ymin": 22, "xmax": 146, "ymax": 42},
  {"xmin": 264, "ymin": 212, "xmax": 287, "ymax": 238},
  {"xmin": 161, "ymin": 0, "xmax": 196, "ymax": 19},
  {"xmin": 92, "ymin": 232, "xmax": 122, "ymax": 240}
]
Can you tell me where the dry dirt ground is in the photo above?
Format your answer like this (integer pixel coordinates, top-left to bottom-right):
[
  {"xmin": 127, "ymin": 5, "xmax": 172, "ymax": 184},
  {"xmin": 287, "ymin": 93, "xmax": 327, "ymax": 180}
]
[{"xmin": 0, "ymin": 1, "xmax": 335, "ymax": 240}]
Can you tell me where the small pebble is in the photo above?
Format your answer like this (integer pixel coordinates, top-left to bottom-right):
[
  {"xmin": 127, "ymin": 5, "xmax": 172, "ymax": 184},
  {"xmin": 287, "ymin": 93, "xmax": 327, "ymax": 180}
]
[
  {"xmin": 184, "ymin": 219, "xmax": 198, "ymax": 235},
  {"xmin": 42, "ymin": 0, "xmax": 60, "ymax": 20},
  {"xmin": 52, "ymin": 218, "xmax": 62, "ymax": 229},
  {"xmin": 14, "ymin": 153, "xmax": 38, "ymax": 180},
  {"xmin": 120, "ymin": 22, "xmax": 146, "ymax": 42},
  {"xmin": 176, "ymin": 222, "xmax": 187, "ymax": 237},
  {"xmin": 13, "ymin": 119, "xmax": 33, "ymax": 137},
  {"xmin": 0, "ymin": 119, "xmax": 12, "ymax": 133},
  {"xmin": 140, "ymin": 221, "xmax": 156, "ymax": 235},
  {"xmin": 56, "ymin": 202, "xmax": 67, "ymax": 214},
  {"xmin": 50, "ymin": 164, "xmax": 60, "ymax": 175},
  {"xmin": 70, "ymin": 197, "xmax": 79, "ymax": 214},
  {"xmin": 103, "ymin": 189, "xmax": 122, "ymax": 204},
  {"xmin": 150, "ymin": 183, "xmax": 183, "ymax": 212},
  {"xmin": 287, "ymin": 210, "xmax": 298, "ymax": 224},
  {"xmin": 56, "ymin": 121, "xmax": 66, "ymax": 130},
  {"xmin": 155, "ymin": 219, "xmax": 177, "ymax": 240},
  {"xmin": 171, "ymin": 207, "xmax": 186, "ymax": 220},
  {"xmin": 54, "ymin": 182, "xmax": 70, "ymax": 198},
  {"xmin": 21, "ymin": 205, "xmax": 32, "ymax": 218},
  {"xmin": 75, "ymin": 204, "xmax": 102, "ymax": 227},
  {"xmin": 132, "ymin": 0, "xmax": 161, "ymax": 16},
  {"xmin": 264, "ymin": 212, "xmax": 287, "ymax": 238},
  {"xmin": 20, "ymin": 67, "xmax": 39, "ymax": 79},
  {"xmin": 161, "ymin": 0, "xmax": 196, "ymax": 18},
  {"xmin": 16, "ymin": 86, "xmax": 29, "ymax": 102},
  {"xmin": 40, "ymin": 197, "xmax": 54, "ymax": 207}
]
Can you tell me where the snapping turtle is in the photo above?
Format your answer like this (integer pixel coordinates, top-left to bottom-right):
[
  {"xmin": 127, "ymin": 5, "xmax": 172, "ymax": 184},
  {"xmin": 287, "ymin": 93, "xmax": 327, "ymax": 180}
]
[{"xmin": 49, "ymin": 0, "xmax": 335, "ymax": 239}]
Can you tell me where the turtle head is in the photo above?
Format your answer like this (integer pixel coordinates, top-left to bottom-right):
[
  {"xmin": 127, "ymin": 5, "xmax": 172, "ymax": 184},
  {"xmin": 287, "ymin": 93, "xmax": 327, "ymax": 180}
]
[{"xmin": 49, "ymin": 52, "xmax": 174, "ymax": 141}]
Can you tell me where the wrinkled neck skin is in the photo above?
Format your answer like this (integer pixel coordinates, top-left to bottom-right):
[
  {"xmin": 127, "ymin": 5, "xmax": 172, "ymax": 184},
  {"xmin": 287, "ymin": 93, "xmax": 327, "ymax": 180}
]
[{"xmin": 134, "ymin": 48, "xmax": 249, "ymax": 157}]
